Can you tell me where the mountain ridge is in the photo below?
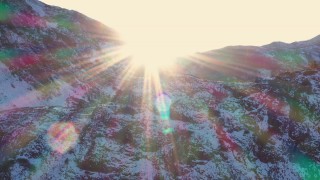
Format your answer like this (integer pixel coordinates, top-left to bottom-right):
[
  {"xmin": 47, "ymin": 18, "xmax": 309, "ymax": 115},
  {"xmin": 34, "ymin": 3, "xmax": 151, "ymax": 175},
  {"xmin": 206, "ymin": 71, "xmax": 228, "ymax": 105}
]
[{"xmin": 0, "ymin": 0, "xmax": 319, "ymax": 179}]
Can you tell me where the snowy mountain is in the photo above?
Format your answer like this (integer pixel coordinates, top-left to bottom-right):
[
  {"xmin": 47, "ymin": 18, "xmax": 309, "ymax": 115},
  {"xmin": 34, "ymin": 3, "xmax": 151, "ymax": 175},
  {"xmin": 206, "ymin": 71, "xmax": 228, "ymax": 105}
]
[
  {"xmin": 0, "ymin": 0, "xmax": 121, "ymax": 110},
  {"xmin": 178, "ymin": 35, "xmax": 320, "ymax": 82},
  {"xmin": 0, "ymin": 0, "xmax": 320, "ymax": 179}
]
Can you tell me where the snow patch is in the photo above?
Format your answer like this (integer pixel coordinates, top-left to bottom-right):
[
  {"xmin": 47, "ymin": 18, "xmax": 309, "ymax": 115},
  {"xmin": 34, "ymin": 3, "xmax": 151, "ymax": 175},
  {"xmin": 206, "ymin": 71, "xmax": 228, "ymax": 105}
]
[
  {"xmin": 26, "ymin": 0, "xmax": 46, "ymax": 17},
  {"xmin": 0, "ymin": 62, "xmax": 88, "ymax": 110},
  {"xmin": 0, "ymin": 62, "xmax": 41, "ymax": 110},
  {"xmin": 46, "ymin": 22, "xmax": 58, "ymax": 28},
  {"xmin": 8, "ymin": 32, "xmax": 25, "ymax": 44}
]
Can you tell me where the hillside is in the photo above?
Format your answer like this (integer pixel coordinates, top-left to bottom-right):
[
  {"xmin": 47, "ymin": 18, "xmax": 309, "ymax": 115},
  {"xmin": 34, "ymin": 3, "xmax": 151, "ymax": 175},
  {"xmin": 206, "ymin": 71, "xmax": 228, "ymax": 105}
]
[{"xmin": 0, "ymin": 0, "xmax": 319, "ymax": 179}]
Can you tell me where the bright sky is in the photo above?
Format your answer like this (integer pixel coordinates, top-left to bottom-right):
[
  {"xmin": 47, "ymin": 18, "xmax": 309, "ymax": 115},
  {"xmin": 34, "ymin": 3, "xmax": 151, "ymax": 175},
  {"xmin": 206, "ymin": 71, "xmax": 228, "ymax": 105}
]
[{"xmin": 41, "ymin": 0, "xmax": 320, "ymax": 54}]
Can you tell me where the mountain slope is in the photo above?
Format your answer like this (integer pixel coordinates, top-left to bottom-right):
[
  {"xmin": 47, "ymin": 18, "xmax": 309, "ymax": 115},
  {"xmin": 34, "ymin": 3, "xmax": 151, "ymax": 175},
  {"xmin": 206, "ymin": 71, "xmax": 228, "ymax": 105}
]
[
  {"xmin": 177, "ymin": 35, "xmax": 320, "ymax": 82},
  {"xmin": 0, "ymin": 0, "xmax": 320, "ymax": 179},
  {"xmin": 1, "ymin": 68, "xmax": 320, "ymax": 179},
  {"xmin": 0, "ymin": 0, "xmax": 121, "ymax": 110}
]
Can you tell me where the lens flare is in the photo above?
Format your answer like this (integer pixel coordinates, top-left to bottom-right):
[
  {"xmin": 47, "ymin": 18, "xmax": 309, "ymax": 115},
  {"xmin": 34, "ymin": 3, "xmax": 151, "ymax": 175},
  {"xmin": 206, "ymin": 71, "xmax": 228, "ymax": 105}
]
[
  {"xmin": 292, "ymin": 151, "xmax": 320, "ymax": 179},
  {"xmin": 0, "ymin": 3, "xmax": 12, "ymax": 22},
  {"xmin": 47, "ymin": 122, "xmax": 78, "ymax": 154},
  {"xmin": 162, "ymin": 127, "xmax": 174, "ymax": 135},
  {"xmin": 155, "ymin": 93, "xmax": 174, "ymax": 134},
  {"xmin": 155, "ymin": 93, "xmax": 172, "ymax": 120}
]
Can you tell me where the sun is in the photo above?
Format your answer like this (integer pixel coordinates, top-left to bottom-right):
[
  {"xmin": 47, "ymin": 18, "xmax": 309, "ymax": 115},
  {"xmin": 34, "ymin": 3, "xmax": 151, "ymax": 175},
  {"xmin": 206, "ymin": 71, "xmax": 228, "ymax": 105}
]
[
  {"xmin": 124, "ymin": 43, "xmax": 176, "ymax": 71},
  {"xmin": 119, "ymin": 30, "xmax": 186, "ymax": 72}
]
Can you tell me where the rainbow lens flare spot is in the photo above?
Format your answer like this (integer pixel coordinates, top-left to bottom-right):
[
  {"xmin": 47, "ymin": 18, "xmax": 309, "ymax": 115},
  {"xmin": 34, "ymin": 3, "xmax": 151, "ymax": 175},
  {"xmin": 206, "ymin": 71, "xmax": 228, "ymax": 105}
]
[
  {"xmin": 162, "ymin": 127, "xmax": 174, "ymax": 135},
  {"xmin": 0, "ymin": 3, "xmax": 11, "ymax": 22},
  {"xmin": 155, "ymin": 93, "xmax": 172, "ymax": 120},
  {"xmin": 47, "ymin": 122, "xmax": 79, "ymax": 154}
]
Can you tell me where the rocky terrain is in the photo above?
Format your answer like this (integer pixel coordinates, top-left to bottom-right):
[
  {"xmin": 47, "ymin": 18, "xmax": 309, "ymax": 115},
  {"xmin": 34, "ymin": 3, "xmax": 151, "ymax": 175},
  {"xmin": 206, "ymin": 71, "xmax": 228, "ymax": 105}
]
[
  {"xmin": 0, "ymin": 0, "xmax": 320, "ymax": 179},
  {"xmin": 178, "ymin": 35, "xmax": 320, "ymax": 82},
  {"xmin": 1, "ymin": 67, "xmax": 320, "ymax": 179},
  {"xmin": 0, "ymin": 0, "xmax": 121, "ymax": 110}
]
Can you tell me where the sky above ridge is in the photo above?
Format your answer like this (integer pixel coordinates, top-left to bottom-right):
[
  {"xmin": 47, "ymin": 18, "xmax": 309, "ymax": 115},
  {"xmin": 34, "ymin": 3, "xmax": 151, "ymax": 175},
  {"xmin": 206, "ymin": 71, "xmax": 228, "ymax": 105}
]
[{"xmin": 41, "ymin": 0, "xmax": 320, "ymax": 54}]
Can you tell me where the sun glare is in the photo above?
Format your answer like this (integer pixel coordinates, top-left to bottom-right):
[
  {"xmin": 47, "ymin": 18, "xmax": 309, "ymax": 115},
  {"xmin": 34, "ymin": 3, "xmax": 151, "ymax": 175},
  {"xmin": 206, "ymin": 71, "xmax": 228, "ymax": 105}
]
[
  {"xmin": 123, "ymin": 43, "xmax": 177, "ymax": 71},
  {"xmin": 119, "ymin": 29, "xmax": 188, "ymax": 72}
]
